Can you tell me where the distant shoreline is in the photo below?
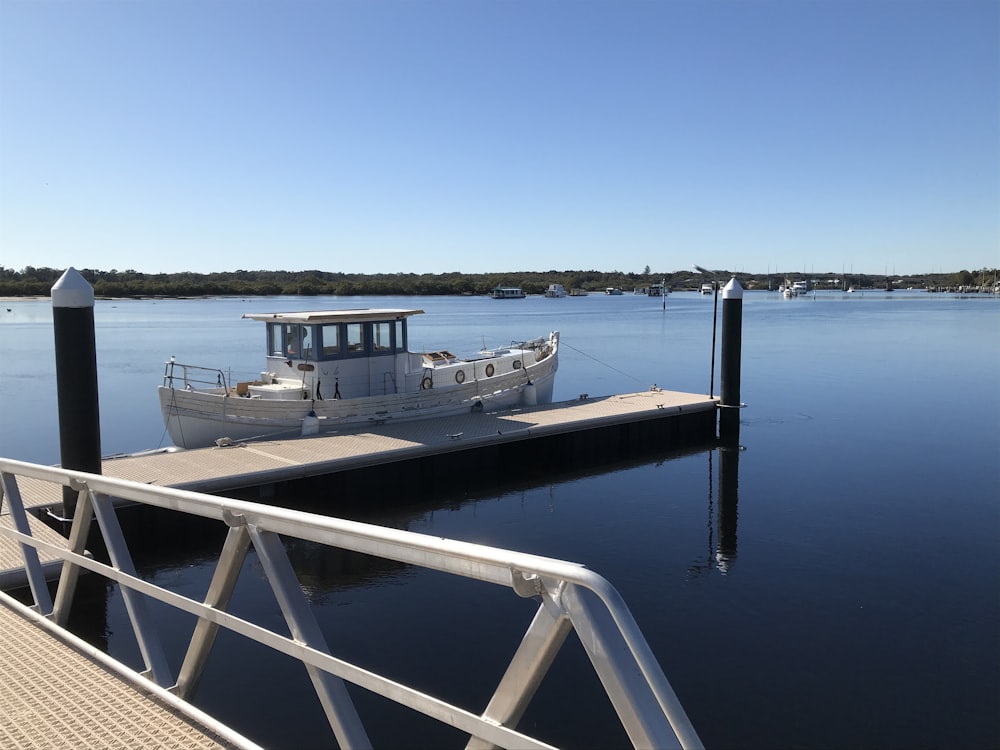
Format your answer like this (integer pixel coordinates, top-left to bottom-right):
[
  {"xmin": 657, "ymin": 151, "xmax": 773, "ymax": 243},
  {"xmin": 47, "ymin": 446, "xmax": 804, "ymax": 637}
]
[{"xmin": 2, "ymin": 267, "xmax": 996, "ymax": 300}]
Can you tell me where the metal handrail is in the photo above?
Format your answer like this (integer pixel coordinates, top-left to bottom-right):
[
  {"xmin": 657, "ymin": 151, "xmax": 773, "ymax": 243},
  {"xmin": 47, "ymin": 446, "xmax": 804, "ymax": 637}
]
[
  {"xmin": 162, "ymin": 358, "xmax": 231, "ymax": 392},
  {"xmin": 0, "ymin": 457, "xmax": 703, "ymax": 750}
]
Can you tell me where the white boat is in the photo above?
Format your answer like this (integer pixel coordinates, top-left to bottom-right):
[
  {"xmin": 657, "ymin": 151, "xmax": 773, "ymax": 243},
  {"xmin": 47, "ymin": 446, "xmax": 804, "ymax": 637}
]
[
  {"xmin": 700, "ymin": 284, "xmax": 714, "ymax": 295},
  {"xmin": 159, "ymin": 308, "xmax": 560, "ymax": 449},
  {"xmin": 544, "ymin": 283, "xmax": 567, "ymax": 298},
  {"xmin": 605, "ymin": 287, "xmax": 623, "ymax": 295},
  {"xmin": 490, "ymin": 286, "xmax": 525, "ymax": 299},
  {"xmin": 778, "ymin": 279, "xmax": 804, "ymax": 298}
]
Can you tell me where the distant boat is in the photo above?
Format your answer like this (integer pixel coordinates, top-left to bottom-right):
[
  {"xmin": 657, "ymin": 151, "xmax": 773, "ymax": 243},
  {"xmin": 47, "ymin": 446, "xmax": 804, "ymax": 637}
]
[
  {"xmin": 605, "ymin": 287, "xmax": 623, "ymax": 296},
  {"xmin": 700, "ymin": 284, "xmax": 714, "ymax": 295},
  {"xmin": 544, "ymin": 283, "xmax": 567, "ymax": 298},
  {"xmin": 490, "ymin": 286, "xmax": 526, "ymax": 299},
  {"xmin": 646, "ymin": 282, "xmax": 666, "ymax": 297},
  {"xmin": 778, "ymin": 279, "xmax": 799, "ymax": 298},
  {"xmin": 158, "ymin": 308, "xmax": 559, "ymax": 448}
]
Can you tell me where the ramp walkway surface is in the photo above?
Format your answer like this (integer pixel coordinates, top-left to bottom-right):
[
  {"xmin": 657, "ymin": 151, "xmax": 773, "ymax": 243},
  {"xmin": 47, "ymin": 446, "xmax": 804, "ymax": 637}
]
[{"xmin": 0, "ymin": 597, "xmax": 254, "ymax": 749}]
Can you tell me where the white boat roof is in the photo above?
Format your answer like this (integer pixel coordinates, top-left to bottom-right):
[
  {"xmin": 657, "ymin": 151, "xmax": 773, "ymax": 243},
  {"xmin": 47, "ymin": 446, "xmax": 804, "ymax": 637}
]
[{"xmin": 242, "ymin": 309, "xmax": 424, "ymax": 324}]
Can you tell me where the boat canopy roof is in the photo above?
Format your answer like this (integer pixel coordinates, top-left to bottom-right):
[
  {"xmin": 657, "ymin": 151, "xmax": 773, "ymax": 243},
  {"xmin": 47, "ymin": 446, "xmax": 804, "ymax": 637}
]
[{"xmin": 242, "ymin": 309, "xmax": 425, "ymax": 325}]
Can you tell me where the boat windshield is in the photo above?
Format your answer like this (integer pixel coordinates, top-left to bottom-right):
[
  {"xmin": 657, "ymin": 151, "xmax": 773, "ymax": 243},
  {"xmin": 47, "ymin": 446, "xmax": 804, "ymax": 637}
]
[{"xmin": 268, "ymin": 318, "xmax": 406, "ymax": 361}]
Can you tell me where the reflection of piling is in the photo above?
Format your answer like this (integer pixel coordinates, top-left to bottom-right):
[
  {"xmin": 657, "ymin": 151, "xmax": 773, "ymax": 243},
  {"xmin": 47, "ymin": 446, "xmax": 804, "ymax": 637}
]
[
  {"xmin": 52, "ymin": 268, "xmax": 101, "ymax": 517},
  {"xmin": 715, "ymin": 445, "xmax": 739, "ymax": 573},
  {"xmin": 719, "ymin": 277, "xmax": 743, "ymax": 444}
]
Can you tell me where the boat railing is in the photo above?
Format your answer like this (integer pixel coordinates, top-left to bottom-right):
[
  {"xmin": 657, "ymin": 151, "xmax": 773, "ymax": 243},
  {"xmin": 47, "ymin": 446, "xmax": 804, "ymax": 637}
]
[
  {"xmin": 162, "ymin": 358, "xmax": 231, "ymax": 393},
  {"xmin": 0, "ymin": 457, "xmax": 703, "ymax": 750}
]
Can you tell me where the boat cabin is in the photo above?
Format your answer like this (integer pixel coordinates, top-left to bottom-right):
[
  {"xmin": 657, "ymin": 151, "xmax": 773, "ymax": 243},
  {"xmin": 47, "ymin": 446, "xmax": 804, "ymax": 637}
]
[
  {"xmin": 242, "ymin": 309, "xmax": 425, "ymax": 400},
  {"xmin": 490, "ymin": 287, "xmax": 525, "ymax": 299}
]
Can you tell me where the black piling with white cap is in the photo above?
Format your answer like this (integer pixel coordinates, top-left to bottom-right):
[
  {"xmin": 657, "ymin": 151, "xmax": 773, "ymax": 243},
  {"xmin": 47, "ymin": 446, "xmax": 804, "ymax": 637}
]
[
  {"xmin": 52, "ymin": 268, "xmax": 101, "ymax": 517},
  {"xmin": 719, "ymin": 276, "xmax": 743, "ymax": 444}
]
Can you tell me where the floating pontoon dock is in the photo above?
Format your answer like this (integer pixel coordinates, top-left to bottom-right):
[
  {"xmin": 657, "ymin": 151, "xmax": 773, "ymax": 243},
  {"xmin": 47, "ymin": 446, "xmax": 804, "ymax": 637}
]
[{"xmin": 8, "ymin": 389, "xmax": 717, "ymax": 516}]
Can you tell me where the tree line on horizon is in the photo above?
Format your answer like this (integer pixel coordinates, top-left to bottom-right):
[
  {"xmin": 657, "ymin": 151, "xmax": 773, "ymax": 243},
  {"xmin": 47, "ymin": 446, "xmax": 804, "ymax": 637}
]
[{"xmin": 0, "ymin": 265, "xmax": 994, "ymax": 298}]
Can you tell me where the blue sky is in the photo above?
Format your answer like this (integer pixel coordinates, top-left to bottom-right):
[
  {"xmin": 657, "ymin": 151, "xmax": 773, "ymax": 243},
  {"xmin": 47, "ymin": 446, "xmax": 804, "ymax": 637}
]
[{"xmin": 1, "ymin": 0, "xmax": 997, "ymax": 276}]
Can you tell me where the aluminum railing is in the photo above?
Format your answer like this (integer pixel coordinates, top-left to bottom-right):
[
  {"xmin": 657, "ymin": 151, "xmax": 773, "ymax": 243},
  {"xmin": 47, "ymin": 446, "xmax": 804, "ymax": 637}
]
[{"xmin": 0, "ymin": 457, "xmax": 703, "ymax": 750}]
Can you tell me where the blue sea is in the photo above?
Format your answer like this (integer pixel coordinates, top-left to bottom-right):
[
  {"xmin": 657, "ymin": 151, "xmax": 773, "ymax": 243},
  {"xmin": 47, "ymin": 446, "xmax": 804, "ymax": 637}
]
[{"xmin": 1, "ymin": 289, "xmax": 998, "ymax": 749}]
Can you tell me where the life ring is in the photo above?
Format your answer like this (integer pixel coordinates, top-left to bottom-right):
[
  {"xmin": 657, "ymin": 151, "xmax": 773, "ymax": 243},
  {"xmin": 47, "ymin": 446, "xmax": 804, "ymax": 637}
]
[
  {"xmin": 485, "ymin": 363, "xmax": 495, "ymax": 377},
  {"xmin": 455, "ymin": 370, "xmax": 466, "ymax": 384},
  {"xmin": 421, "ymin": 376, "xmax": 433, "ymax": 390},
  {"xmin": 513, "ymin": 359, "xmax": 522, "ymax": 370}
]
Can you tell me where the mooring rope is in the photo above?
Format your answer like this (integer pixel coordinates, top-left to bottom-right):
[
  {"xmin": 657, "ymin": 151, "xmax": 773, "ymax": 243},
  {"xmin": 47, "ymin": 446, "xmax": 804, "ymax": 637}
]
[
  {"xmin": 558, "ymin": 340, "xmax": 649, "ymax": 385},
  {"xmin": 159, "ymin": 387, "xmax": 182, "ymax": 450}
]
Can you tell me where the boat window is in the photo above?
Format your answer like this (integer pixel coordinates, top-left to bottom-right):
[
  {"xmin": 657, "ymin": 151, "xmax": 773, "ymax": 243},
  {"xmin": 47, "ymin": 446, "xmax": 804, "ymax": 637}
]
[
  {"xmin": 267, "ymin": 324, "xmax": 281, "ymax": 356},
  {"xmin": 373, "ymin": 322, "xmax": 391, "ymax": 354},
  {"xmin": 394, "ymin": 320, "xmax": 405, "ymax": 352},
  {"xmin": 279, "ymin": 324, "xmax": 313, "ymax": 359},
  {"xmin": 346, "ymin": 322, "xmax": 365, "ymax": 353},
  {"xmin": 301, "ymin": 327, "xmax": 313, "ymax": 359},
  {"xmin": 320, "ymin": 324, "xmax": 340, "ymax": 359},
  {"xmin": 283, "ymin": 324, "xmax": 303, "ymax": 357}
]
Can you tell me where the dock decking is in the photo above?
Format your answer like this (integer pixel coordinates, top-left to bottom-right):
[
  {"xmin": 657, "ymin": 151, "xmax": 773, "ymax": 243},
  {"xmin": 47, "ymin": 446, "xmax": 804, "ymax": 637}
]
[{"xmin": 10, "ymin": 389, "xmax": 717, "ymax": 511}]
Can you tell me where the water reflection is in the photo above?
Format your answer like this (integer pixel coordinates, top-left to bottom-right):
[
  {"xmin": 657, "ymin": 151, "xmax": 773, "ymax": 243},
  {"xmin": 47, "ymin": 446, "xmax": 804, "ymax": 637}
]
[
  {"xmin": 715, "ymin": 443, "xmax": 741, "ymax": 573},
  {"xmin": 687, "ymin": 441, "xmax": 743, "ymax": 577}
]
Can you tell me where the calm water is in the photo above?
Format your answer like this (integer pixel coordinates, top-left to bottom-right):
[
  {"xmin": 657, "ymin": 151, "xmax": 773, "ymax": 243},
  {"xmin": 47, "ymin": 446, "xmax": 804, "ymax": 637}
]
[{"xmin": 1, "ymin": 290, "xmax": 998, "ymax": 749}]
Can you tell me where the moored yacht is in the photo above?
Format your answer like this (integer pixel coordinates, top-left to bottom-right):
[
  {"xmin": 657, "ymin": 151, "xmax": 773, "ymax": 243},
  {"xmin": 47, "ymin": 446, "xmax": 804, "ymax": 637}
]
[{"xmin": 159, "ymin": 308, "xmax": 559, "ymax": 449}]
